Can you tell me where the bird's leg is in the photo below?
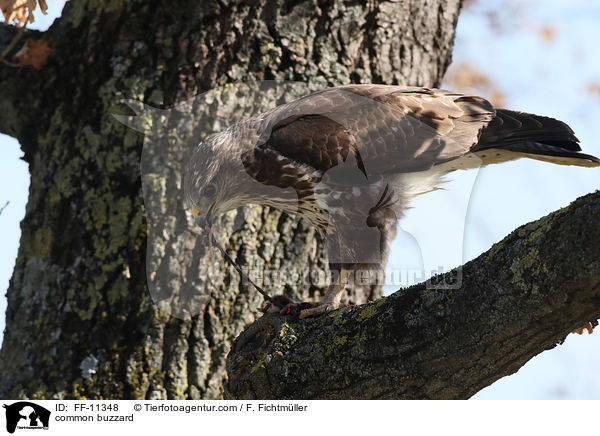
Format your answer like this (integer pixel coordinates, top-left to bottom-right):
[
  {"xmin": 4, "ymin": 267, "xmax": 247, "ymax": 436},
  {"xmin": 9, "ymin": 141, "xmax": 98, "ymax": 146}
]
[
  {"xmin": 263, "ymin": 268, "xmax": 352, "ymax": 318},
  {"xmin": 298, "ymin": 268, "xmax": 352, "ymax": 319},
  {"xmin": 262, "ymin": 295, "xmax": 313, "ymax": 314}
]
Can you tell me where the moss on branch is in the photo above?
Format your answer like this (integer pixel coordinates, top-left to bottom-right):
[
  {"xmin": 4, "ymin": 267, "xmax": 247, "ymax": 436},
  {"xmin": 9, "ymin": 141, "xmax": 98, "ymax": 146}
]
[{"xmin": 226, "ymin": 191, "xmax": 600, "ymax": 399}]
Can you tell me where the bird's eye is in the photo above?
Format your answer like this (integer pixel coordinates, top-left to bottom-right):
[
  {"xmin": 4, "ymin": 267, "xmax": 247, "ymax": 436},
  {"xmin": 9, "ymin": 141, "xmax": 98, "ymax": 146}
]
[{"xmin": 202, "ymin": 184, "xmax": 217, "ymax": 198}]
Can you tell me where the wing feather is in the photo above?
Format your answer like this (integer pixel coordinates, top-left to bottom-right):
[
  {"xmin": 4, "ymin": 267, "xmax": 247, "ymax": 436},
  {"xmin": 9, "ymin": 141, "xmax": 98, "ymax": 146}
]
[
  {"xmin": 241, "ymin": 84, "xmax": 599, "ymax": 193},
  {"xmin": 252, "ymin": 85, "xmax": 494, "ymax": 182}
]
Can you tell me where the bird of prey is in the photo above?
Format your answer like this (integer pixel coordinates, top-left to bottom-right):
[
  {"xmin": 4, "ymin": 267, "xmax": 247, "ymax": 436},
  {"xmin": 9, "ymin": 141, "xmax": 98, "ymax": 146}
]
[{"xmin": 184, "ymin": 84, "xmax": 600, "ymax": 318}]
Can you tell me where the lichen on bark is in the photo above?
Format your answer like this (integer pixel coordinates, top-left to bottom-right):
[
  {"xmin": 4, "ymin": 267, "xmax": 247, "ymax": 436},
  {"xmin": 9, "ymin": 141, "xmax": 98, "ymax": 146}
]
[
  {"xmin": 227, "ymin": 192, "xmax": 600, "ymax": 400},
  {"xmin": 0, "ymin": 0, "xmax": 462, "ymax": 399}
]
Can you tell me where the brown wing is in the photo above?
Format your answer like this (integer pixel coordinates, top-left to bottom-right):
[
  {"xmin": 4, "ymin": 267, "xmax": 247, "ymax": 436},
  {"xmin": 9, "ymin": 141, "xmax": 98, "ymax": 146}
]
[
  {"xmin": 241, "ymin": 84, "xmax": 599, "ymax": 192},
  {"xmin": 249, "ymin": 85, "xmax": 495, "ymax": 181}
]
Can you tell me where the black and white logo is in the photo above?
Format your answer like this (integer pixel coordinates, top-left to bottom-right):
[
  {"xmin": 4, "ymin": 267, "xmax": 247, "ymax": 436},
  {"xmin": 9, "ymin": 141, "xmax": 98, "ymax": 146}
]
[{"xmin": 3, "ymin": 402, "xmax": 50, "ymax": 433}]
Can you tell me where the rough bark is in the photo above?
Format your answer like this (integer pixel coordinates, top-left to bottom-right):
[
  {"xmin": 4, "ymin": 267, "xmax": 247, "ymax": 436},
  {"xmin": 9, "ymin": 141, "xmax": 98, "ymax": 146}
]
[
  {"xmin": 0, "ymin": 0, "xmax": 461, "ymax": 398},
  {"xmin": 226, "ymin": 191, "xmax": 600, "ymax": 399}
]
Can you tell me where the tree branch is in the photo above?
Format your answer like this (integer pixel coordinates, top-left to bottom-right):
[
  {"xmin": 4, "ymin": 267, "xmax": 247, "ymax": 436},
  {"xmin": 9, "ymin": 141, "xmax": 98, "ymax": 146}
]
[
  {"xmin": 0, "ymin": 24, "xmax": 43, "ymax": 138},
  {"xmin": 0, "ymin": 26, "xmax": 24, "ymax": 60},
  {"xmin": 226, "ymin": 191, "xmax": 600, "ymax": 399}
]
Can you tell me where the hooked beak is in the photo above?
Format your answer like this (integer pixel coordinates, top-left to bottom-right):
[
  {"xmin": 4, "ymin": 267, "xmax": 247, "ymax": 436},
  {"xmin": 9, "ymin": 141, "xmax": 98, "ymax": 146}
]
[{"xmin": 191, "ymin": 197, "xmax": 218, "ymax": 227}]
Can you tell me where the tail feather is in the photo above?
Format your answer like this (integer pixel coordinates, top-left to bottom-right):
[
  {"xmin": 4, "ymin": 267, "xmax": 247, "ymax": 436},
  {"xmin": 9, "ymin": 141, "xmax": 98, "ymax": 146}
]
[{"xmin": 474, "ymin": 109, "xmax": 599, "ymax": 167}]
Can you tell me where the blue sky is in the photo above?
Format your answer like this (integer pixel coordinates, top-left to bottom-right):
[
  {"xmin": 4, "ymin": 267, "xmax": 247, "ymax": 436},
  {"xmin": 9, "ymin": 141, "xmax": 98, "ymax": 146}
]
[
  {"xmin": 0, "ymin": 0, "xmax": 599, "ymax": 398},
  {"xmin": 0, "ymin": 0, "xmax": 65, "ymax": 343},
  {"xmin": 385, "ymin": 0, "xmax": 600, "ymax": 399}
]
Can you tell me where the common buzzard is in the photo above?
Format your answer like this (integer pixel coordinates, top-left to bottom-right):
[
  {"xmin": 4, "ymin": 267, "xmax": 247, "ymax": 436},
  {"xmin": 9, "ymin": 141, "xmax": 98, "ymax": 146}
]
[{"xmin": 184, "ymin": 85, "xmax": 600, "ymax": 318}]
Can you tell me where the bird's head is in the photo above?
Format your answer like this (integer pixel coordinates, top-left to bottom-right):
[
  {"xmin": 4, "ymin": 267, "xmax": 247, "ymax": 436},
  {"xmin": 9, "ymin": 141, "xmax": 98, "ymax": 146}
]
[
  {"xmin": 188, "ymin": 179, "xmax": 220, "ymax": 226},
  {"xmin": 184, "ymin": 120, "xmax": 299, "ymax": 225},
  {"xmin": 184, "ymin": 129, "xmax": 248, "ymax": 224}
]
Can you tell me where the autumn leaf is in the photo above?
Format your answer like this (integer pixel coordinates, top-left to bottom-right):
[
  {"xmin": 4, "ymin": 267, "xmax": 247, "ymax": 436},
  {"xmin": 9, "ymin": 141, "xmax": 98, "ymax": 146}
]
[
  {"xmin": 444, "ymin": 62, "xmax": 505, "ymax": 107},
  {"xmin": 536, "ymin": 25, "xmax": 557, "ymax": 44},
  {"xmin": 0, "ymin": 0, "xmax": 47, "ymax": 27},
  {"xmin": 462, "ymin": 0, "xmax": 477, "ymax": 10},
  {"xmin": 586, "ymin": 82, "xmax": 600, "ymax": 97},
  {"xmin": 573, "ymin": 322, "xmax": 594, "ymax": 335},
  {"xmin": 13, "ymin": 38, "xmax": 52, "ymax": 69}
]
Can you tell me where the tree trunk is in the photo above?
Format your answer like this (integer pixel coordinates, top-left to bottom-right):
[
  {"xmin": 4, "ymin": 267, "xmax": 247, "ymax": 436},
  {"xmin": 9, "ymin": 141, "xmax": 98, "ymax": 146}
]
[
  {"xmin": 226, "ymin": 192, "xmax": 600, "ymax": 399},
  {"xmin": 0, "ymin": 0, "xmax": 462, "ymax": 399}
]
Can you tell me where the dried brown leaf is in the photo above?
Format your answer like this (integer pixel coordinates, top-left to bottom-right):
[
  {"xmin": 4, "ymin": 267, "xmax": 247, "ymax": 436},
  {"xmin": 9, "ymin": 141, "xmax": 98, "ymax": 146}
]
[
  {"xmin": 485, "ymin": 11, "xmax": 503, "ymax": 35},
  {"xmin": 1, "ymin": 0, "xmax": 47, "ymax": 26},
  {"xmin": 462, "ymin": 0, "xmax": 477, "ymax": 10},
  {"xmin": 586, "ymin": 82, "xmax": 600, "ymax": 97},
  {"xmin": 13, "ymin": 38, "xmax": 52, "ymax": 69},
  {"xmin": 536, "ymin": 25, "xmax": 557, "ymax": 44},
  {"xmin": 573, "ymin": 322, "xmax": 594, "ymax": 335},
  {"xmin": 445, "ymin": 62, "xmax": 505, "ymax": 107}
]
